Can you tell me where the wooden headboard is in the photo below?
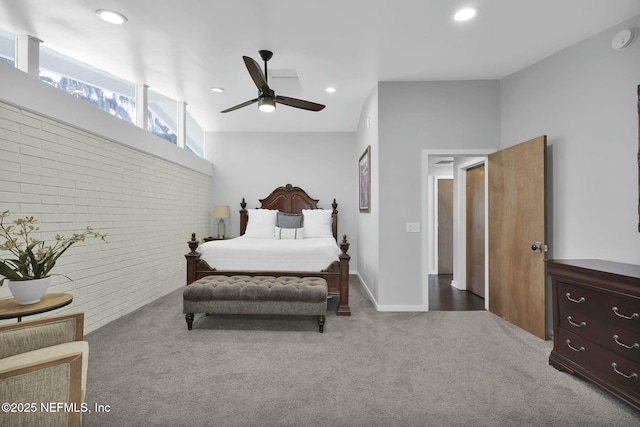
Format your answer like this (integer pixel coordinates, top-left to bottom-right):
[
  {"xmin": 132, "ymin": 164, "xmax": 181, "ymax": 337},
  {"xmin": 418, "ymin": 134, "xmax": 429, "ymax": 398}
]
[{"xmin": 239, "ymin": 184, "xmax": 339, "ymax": 240}]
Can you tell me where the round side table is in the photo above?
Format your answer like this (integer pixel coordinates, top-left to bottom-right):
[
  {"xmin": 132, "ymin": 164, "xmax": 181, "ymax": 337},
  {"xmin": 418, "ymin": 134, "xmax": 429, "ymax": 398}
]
[{"xmin": 0, "ymin": 293, "xmax": 73, "ymax": 322}]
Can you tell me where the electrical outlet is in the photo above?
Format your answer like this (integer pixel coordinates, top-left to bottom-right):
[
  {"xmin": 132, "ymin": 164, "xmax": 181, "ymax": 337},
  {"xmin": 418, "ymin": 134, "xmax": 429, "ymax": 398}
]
[{"xmin": 406, "ymin": 222, "xmax": 420, "ymax": 233}]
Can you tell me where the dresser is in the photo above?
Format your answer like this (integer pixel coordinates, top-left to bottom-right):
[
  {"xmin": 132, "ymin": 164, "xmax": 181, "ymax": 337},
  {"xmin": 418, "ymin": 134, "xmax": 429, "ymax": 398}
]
[{"xmin": 546, "ymin": 259, "xmax": 640, "ymax": 410}]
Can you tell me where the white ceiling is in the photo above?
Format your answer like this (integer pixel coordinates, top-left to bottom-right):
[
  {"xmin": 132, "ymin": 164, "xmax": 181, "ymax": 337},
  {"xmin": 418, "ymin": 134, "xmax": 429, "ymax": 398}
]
[{"xmin": 1, "ymin": 1, "xmax": 639, "ymax": 133}]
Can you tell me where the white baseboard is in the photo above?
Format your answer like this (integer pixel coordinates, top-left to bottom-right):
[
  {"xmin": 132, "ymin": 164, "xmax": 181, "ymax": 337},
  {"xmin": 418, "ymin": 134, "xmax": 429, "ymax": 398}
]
[
  {"xmin": 355, "ymin": 272, "xmax": 428, "ymax": 312},
  {"xmin": 355, "ymin": 272, "xmax": 377, "ymax": 306},
  {"xmin": 375, "ymin": 304, "xmax": 429, "ymax": 312}
]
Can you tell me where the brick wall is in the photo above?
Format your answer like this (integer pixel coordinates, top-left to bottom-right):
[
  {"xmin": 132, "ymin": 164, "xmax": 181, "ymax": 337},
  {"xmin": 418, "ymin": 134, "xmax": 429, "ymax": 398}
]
[{"xmin": 0, "ymin": 101, "xmax": 213, "ymax": 332}]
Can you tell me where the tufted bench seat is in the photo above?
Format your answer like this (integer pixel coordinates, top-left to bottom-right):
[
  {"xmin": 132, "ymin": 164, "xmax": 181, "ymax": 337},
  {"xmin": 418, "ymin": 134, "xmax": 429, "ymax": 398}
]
[{"xmin": 183, "ymin": 275, "xmax": 328, "ymax": 332}]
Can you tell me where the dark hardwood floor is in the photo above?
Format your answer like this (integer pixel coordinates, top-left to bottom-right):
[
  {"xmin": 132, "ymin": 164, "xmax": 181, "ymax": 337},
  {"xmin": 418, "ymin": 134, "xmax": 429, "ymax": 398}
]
[{"xmin": 428, "ymin": 274, "xmax": 485, "ymax": 311}]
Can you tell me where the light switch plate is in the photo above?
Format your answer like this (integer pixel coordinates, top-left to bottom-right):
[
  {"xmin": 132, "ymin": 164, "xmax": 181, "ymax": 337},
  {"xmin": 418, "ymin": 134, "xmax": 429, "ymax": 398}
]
[{"xmin": 406, "ymin": 222, "xmax": 420, "ymax": 233}]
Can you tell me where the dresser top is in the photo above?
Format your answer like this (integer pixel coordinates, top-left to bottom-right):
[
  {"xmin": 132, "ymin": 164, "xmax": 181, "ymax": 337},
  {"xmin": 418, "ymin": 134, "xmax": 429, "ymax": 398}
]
[{"xmin": 546, "ymin": 259, "xmax": 640, "ymax": 280}]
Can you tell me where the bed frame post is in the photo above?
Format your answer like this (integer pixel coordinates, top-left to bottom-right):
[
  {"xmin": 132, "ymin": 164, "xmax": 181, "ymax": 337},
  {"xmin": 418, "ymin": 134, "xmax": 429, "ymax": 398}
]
[
  {"xmin": 185, "ymin": 233, "xmax": 200, "ymax": 285},
  {"xmin": 239, "ymin": 198, "xmax": 248, "ymax": 236},
  {"xmin": 337, "ymin": 234, "xmax": 351, "ymax": 316},
  {"xmin": 331, "ymin": 199, "xmax": 338, "ymax": 241}
]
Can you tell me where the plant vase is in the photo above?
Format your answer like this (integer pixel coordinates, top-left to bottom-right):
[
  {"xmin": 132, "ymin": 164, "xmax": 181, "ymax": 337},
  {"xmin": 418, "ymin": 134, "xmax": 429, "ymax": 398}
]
[{"xmin": 7, "ymin": 277, "xmax": 51, "ymax": 305}]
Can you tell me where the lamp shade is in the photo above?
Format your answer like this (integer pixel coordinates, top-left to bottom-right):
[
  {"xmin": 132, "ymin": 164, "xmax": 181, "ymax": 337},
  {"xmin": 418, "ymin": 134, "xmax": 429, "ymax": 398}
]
[{"xmin": 213, "ymin": 205, "xmax": 230, "ymax": 219}]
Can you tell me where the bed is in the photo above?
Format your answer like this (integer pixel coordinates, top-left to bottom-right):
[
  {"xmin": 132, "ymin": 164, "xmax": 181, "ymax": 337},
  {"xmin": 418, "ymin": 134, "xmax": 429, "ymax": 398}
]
[{"xmin": 185, "ymin": 184, "xmax": 351, "ymax": 315}]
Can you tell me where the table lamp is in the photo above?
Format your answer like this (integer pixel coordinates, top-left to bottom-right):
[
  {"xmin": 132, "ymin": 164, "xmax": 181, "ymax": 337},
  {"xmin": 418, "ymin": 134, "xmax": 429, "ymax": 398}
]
[{"xmin": 213, "ymin": 205, "xmax": 230, "ymax": 239}]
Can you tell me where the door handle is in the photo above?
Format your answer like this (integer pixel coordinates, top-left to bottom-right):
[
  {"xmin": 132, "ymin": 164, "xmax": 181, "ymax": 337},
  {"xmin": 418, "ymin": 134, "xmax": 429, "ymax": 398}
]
[{"xmin": 531, "ymin": 242, "xmax": 548, "ymax": 253}]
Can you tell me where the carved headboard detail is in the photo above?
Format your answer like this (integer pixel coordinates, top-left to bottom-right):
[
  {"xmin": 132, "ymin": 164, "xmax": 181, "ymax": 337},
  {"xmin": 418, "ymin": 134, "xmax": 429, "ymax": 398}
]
[
  {"xmin": 260, "ymin": 184, "xmax": 320, "ymax": 213},
  {"xmin": 239, "ymin": 184, "xmax": 339, "ymax": 240}
]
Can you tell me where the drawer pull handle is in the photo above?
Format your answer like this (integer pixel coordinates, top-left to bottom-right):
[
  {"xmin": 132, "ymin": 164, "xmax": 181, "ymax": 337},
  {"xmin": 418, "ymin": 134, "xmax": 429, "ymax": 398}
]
[
  {"xmin": 567, "ymin": 316, "xmax": 586, "ymax": 328},
  {"xmin": 565, "ymin": 293, "xmax": 585, "ymax": 304},
  {"xmin": 612, "ymin": 307, "xmax": 639, "ymax": 320},
  {"xmin": 565, "ymin": 340, "xmax": 585, "ymax": 353},
  {"xmin": 613, "ymin": 335, "xmax": 640, "ymax": 350},
  {"xmin": 611, "ymin": 363, "xmax": 638, "ymax": 380}
]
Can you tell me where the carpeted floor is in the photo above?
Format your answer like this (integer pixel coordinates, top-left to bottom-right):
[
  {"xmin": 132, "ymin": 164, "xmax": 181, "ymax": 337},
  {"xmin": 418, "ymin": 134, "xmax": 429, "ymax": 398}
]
[{"xmin": 83, "ymin": 277, "xmax": 639, "ymax": 426}]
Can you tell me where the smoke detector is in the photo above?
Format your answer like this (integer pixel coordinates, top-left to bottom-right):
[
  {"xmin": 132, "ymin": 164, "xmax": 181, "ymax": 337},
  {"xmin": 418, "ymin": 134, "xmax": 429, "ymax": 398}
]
[{"xmin": 611, "ymin": 29, "xmax": 635, "ymax": 50}]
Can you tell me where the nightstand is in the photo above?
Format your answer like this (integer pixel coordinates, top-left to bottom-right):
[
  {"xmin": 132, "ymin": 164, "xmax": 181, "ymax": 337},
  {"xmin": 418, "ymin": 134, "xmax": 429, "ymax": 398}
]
[{"xmin": 203, "ymin": 236, "xmax": 227, "ymax": 242}]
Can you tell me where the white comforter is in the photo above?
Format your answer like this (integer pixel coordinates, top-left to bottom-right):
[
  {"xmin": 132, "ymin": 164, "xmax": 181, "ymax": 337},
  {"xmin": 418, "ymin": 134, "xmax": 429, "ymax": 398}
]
[{"xmin": 197, "ymin": 236, "xmax": 341, "ymax": 271}]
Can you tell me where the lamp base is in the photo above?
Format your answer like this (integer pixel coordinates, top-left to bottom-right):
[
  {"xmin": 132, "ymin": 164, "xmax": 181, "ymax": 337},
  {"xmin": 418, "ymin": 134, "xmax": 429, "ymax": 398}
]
[{"xmin": 217, "ymin": 218, "xmax": 225, "ymax": 239}]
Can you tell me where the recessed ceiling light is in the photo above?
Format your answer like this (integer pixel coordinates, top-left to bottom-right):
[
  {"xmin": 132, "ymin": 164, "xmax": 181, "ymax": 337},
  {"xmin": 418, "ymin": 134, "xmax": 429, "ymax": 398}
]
[
  {"xmin": 325, "ymin": 87, "xmax": 336, "ymax": 93},
  {"xmin": 96, "ymin": 9, "xmax": 128, "ymax": 25},
  {"xmin": 453, "ymin": 7, "xmax": 478, "ymax": 22},
  {"xmin": 211, "ymin": 87, "xmax": 224, "ymax": 93}
]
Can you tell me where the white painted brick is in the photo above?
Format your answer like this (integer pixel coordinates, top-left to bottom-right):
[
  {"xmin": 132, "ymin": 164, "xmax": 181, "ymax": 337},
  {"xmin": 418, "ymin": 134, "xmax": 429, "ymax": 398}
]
[
  {"xmin": 20, "ymin": 204, "xmax": 59, "ymax": 214},
  {"xmin": 0, "ymin": 118, "xmax": 20, "ymax": 134},
  {"xmin": 21, "ymin": 163, "xmax": 58, "ymax": 178},
  {"xmin": 0, "ymin": 167, "xmax": 20, "ymax": 180},
  {"xmin": 21, "ymin": 183, "xmax": 58, "ymax": 195},
  {"xmin": 18, "ymin": 124, "xmax": 50, "ymax": 144},
  {"xmin": 18, "ymin": 144, "xmax": 48, "ymax": 159},
  {"xmin": 41, "ymin": 121, "xmax": 82, "ymax": 140},
  {"xmin": 0, "ymin": 100, "xmax": 212, "ymax": 334},
  {"xmin": 10, "ymin": 171, "xmax": 41, "ymax": 185},
  {"xmin": 2, "ymin": 150, "xmax": 34, "ymax": 166},
  {"xmin": 0, "ymin": 128, "xmax": 20, "ymax": 144},
  {"xmin": 0, "ymin": 191, "xmax": 39, "ymax": 203},
  {"xmin": 0, "ymin": 104, "xmax": 20, "ymax": 122}
]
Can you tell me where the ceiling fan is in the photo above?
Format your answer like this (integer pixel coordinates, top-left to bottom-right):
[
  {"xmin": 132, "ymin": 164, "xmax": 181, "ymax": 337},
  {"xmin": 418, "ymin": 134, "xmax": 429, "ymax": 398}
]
[{"xmin": 221, "ymin": 50, "xmax": 325, "ymax": 114}]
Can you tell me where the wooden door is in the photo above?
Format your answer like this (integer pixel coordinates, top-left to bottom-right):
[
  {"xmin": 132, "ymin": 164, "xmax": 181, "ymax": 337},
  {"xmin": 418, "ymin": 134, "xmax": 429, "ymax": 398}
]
[
  {"xmin": 488, "ymin": 136, "xmax": 547, "ymax": 339},
  {"xmin": 466, "ymin": 164, "xmax": 485, "ymax": 298},
  {"xmin": 437, "ymin": 179, "xmax": 453, "ymax": 274}
]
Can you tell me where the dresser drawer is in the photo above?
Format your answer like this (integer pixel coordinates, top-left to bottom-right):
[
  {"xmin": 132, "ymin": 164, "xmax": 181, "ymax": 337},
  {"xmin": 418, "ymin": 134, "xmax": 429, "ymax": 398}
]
[
  {"xmin": 556, "ymin": 280, "xmax": 640, "ymax": 327},
  {"xmin": 558, "ymin": 307, "xmax": 640, "ymax": 363},
  {"xmin": 557, "ymin": 328, "xmax": 640, "ymax": 396}
]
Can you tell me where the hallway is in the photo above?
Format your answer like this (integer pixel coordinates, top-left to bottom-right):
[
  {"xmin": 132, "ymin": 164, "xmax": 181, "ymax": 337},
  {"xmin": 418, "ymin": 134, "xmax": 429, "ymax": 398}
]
[{"xmin": 428, "ymin": 274, "xmax": 485, "ymax": 311}]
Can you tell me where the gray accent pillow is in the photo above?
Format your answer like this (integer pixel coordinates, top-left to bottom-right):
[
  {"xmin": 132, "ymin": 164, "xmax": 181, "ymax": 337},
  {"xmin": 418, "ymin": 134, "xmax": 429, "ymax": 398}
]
[{"xmin": 276, "ymin": 212, "xmax": 303, "ymax": 229}]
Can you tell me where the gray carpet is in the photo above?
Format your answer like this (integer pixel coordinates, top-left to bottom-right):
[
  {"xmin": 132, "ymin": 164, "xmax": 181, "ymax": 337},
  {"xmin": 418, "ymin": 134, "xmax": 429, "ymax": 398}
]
[{"xmin": 83, "ymin": 277, "xmax": 639, "ymax": 426}]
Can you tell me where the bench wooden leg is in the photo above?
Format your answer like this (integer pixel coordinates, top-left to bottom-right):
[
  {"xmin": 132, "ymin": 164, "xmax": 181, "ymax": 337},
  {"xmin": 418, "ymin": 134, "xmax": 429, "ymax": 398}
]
[
  {"xmin": 185, "ymin": 313, "xmax": 194, "ymax": 330},
  {"xmin": 317, "ymin": 315, "xmax": 325, "ymax": 333}
]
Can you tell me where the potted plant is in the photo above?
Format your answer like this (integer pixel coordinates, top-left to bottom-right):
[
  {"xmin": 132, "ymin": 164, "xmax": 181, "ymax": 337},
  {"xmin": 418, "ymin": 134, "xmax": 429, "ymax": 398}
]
[{"xmin": 0, "ymin": 211, "xmax": 106, "ymax": 305}]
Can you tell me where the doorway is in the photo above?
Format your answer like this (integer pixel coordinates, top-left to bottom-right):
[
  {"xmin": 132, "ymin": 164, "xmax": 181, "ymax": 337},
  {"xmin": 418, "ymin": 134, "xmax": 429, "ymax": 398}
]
[
  {"xmin": 422, "ymin": 149, "xmax": 496, "ymax": 311},
  {"xmin": 423, "ymin": 139, "xmax": 548, "ymax": 338}
]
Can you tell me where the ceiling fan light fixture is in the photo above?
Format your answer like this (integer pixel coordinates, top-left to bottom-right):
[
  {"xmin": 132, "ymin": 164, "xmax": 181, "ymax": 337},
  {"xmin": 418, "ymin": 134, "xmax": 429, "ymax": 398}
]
[
  {"xmin": 221, "ymin": 50, "xmax": 325, "ymax": 114},
  {"xmin": 258, "ymin": 96, "xmax": 276, "ymax": 112},
  {"xmin": 453, "ymin": 7, "xmax": 478, "ymax": 22},
  {"xmin": 96, "ymin": 9, "xmax": 128, "ymax": 25}
]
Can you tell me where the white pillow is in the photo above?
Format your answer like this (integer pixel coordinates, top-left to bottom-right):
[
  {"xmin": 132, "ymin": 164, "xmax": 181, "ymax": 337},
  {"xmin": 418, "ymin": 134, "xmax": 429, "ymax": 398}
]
[
  {"xmin": 274, "ymin": 226, "xmax": 304, "ymax": 240},
  {"xmin": 244, "ymin": 209, "xmax": 278, "ymax": 238},
  {"xmin": 302, "ymin": 209, "xmax": 333, "ymax": 238}
]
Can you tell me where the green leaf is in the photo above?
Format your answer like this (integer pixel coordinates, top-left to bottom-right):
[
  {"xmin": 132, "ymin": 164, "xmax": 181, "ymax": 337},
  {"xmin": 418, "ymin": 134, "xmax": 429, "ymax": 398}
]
[{"xmin": 0, "ymin": 260, "xmax": 25, "ymax": 281}]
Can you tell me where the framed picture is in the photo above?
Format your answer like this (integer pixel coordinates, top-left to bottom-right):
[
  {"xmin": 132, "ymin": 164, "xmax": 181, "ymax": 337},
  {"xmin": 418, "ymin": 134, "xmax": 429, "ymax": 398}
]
[{"xmin": 359, "ymin": 145, "xmax": 371, "ymax": 212}]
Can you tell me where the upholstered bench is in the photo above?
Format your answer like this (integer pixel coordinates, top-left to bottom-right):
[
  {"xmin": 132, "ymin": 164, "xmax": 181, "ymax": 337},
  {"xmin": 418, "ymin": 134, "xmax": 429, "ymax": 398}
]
[{"xmin": 183, "ymin": 275, "xmax": 328, "ymax": 332}]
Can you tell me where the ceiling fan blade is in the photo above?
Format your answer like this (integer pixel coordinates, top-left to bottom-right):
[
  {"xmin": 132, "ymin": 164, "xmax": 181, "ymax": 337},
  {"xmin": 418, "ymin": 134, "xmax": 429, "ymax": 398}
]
[
  {"xmin": 275, "ymin": 96, "xmax": 325, "ymax": 111},
  {"xmin": 220, "ymin": 98, "xmax": 258, "ymax": 113},
  {"xmin": 243, "ymin": 56, "xmax": 269, "ymax": 92}
]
